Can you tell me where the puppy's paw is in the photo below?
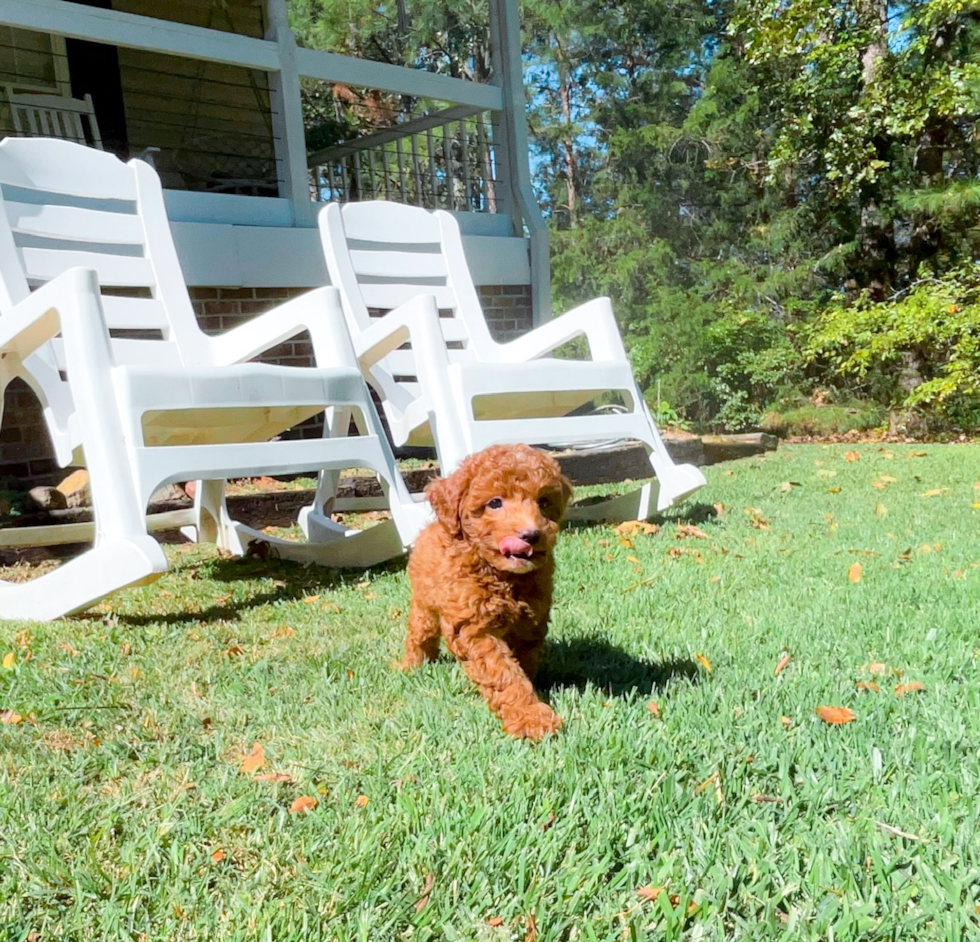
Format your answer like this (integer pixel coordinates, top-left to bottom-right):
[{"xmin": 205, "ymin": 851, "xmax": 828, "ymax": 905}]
[
  {"xmin": 396, "ymin": 652, "xmax": 427, "ymax": 671},
  {"xmin": 502, "ymin": 703, "xmax": 563, "ymax": 741}
]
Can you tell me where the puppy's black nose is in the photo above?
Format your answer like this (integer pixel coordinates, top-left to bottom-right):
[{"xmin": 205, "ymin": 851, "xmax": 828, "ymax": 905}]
[{"xmin": 518, "ymin": 528, "xmax": 541, "ymax": 545}]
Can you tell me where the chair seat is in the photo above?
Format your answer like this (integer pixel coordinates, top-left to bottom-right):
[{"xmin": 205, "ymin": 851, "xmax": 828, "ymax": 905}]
[
  {"xmin": 117, "ymin": 362, "xmax": 367, "ymax": 447},
  {"xmin": 452, "ymin": 358, "xmax": 634, "ymax": 418},
  {"xmin": 395, "ymin": 359, "xmax": 634, "ymax": 447}
]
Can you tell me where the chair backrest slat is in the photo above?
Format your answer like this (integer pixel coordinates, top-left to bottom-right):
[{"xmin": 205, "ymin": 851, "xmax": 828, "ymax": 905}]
[
  {"xmin": 19, "ymin": 246, "xmax": 156, "ymax": 289},
  {"xmin": 349, "ymin": 249, "xmax": 447, "ymax": 280},
  {"xmin": 100, "ymin": 296, "xmax": 169, "ymax": 331},
  {"xmin": 337, "ymin": 201, "xmax": 442, "ymax": 244},
  {"xmin": 49, "ymin": 336, "xmax": 182, "ymax": 368},
  {"xmin": 359, "ymin": 283, "xmax": 457, "ymax": 312},
  {"xmin": 6, "ymin": 200, "xmax": 146, "ymax": 245}
]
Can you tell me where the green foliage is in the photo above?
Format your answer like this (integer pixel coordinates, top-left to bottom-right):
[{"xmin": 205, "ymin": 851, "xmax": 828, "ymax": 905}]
[
  {"xmin": 804, "ymin": 267, "xmax": 980, "ymax": 419},
  {"xmin": 529, "ymin": 0, "xmax": 980, "ymax": 429},
  {"xmin": 702, "ymin": 309, "xmax": 805, "ymax": 430}
]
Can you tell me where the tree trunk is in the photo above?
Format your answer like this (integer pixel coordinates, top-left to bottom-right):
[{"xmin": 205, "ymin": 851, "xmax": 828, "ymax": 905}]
[
  {"xmin": 855, "ymin": 0, "xmax": 894, "ymax": 299},
  {"xmin": 559, "ymin": 71, "xmax": 578, "ymax": 225}
]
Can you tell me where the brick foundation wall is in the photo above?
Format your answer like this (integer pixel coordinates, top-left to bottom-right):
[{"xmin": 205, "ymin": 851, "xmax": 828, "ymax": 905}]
[{"xmin": 0, "ymin": 284, "xmax": 534, "ymax": 487}]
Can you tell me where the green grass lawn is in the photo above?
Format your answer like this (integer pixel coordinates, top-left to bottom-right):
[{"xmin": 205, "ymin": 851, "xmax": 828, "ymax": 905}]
[{"xmin": 3, "ymin": 443, "xmax": 980, "ymax": 941}]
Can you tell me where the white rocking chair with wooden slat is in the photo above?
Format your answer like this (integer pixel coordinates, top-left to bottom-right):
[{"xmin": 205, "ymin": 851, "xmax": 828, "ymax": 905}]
[
  {"xmin": 318, "ymin": 200, "xmax": 706, "ymax": 521},
  {"xmin": 0, "ymin": 138, "xmax": 428, "ymax": 622},
  {"xmin": 4, "ymin": 86, "xmax": 103, "ymax": 149}
]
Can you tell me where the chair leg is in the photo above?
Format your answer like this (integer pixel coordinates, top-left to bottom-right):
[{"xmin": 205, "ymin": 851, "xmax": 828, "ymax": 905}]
[{"xmin": 194, "ymin": 479, "xmax": 247, "ymax": 555}]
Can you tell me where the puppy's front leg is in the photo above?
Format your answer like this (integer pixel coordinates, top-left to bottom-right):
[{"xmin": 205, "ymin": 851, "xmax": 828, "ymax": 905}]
[
  {"xmin": 507, "ymin": 624, "xmax": 548, "ymax": 682},
  {"xmin": 399, "ymin": 598, "xmax": 441, "ymax": 670},
  {"xmin": 451, "ymin": 628, "xmax": 562, "ymax": 740}
]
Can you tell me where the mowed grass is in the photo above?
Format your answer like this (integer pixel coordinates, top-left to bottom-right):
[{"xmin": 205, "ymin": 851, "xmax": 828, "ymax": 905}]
[{"xmin": 3, "ymin": 443, "xmax": 980, "ymax": 941}]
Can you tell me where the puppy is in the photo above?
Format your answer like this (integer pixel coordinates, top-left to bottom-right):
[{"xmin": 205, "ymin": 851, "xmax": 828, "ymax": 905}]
[{"xmin": 402, "ymin": 444, "xmax": 573, "ymax": 740}]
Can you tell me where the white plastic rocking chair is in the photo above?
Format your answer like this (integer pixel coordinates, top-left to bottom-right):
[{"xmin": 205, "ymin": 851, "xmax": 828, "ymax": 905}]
[
  {"xmin": 318, "ymin": 200, "xmax": 706, "ymax": 521},
  {"xmin": 0, "ymin": 139, "xmax": 428, "ymax": 622}
]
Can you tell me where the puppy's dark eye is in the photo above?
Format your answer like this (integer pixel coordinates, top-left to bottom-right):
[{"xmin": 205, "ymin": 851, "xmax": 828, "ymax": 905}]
[{"xmin": 487, "ymin": 497, "xmax": 504, "ymax": 510}]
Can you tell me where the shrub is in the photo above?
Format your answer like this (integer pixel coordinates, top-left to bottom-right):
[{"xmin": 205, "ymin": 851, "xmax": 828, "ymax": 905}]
[{"xmin": 804, "ymin": 267, "xmax": 980, "ymax": 421}]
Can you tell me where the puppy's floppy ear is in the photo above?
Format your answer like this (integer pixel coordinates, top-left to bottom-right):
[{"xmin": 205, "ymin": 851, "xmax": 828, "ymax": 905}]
[
  {"xmin": 425, "ymin": 468, "xmax": 468, "ymax": 538},
  {"xmin": 557, "ymin": 473, "xmax": 574, "ymax": 517}
]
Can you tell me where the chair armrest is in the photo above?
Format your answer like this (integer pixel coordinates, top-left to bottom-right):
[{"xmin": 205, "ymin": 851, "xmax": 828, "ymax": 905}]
[
  {"xmin": 487, "ymin": 296, "xmax": 627, "ymax": 363},
  {"xmin": 0, "ymin": 268, "xmax": 109, "ymax": 361},
  {"xmin": 205, "ymin": 286, "xmax": 359, "ymax": 370},
  {"xmin": 352, "ymin": 294, "xmax": 446, "ymax": 370}
]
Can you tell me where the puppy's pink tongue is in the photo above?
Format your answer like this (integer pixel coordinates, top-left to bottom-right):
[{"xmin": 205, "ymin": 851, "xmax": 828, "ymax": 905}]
[{"xmin": 499, "ymin": 536, "xmax": 533, "ymax": 558}]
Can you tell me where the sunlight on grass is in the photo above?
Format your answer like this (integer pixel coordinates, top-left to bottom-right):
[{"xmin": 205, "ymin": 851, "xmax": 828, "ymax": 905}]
[{"xmin": 2, "ymin": 444, "xmax": 980, "ymax": 939}]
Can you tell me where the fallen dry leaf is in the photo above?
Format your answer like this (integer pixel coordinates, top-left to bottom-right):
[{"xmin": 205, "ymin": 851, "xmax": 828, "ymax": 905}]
[
  {"xmin": 290, "ymin": 794, "xmax": 318, "ymax": 814},
  {"xmin": 744, "ymin": 507, "xmax": 771, "ymax": 530},
  {"xmin": 881, "ymin": 475, "xmax": 898, "ymax": 484},
  {"xmin": 676, "ymin": 524, "xmax": 709, "ymax": 540},
  {"xmin": 781, "ymin": 716, "xmax": 792, "ymax": 729},
  {"xmin": 487, "ymin": 917, "xmax": 504, "ymax": 927},
  {"xmin": 844, "ymin": 451, "xmax": 861, "ymax": 462},
  {"xmin": 815, "ymin": 705, "xmax": 856, "ymax": 725},
  {"xmin": 415, "ymin": 873, "xmax": 435, "ymax": 912},
  {"xmin": 648, "ymin": 700, "xmax": 661, "ymax": 718},
  {"xmin": 908, "ymin": 451, "xmax": 927, "ymax": 458},
  {"xmin": 855, "ymin": 681, "xmax": 880, "ymax": 693},
  {"xmin": 254, "ymin": 771, "xmax": 293, "ymax": 783},
  {"xmin": 616, "ymin": 520, "xmax": 660, "ymax": 536},
  {"xmin": 2, "ymin": 652, "xmax": 14, "ymax": 670},
  {"xmin": 637, "ymin": 886, "xmax": 682, "ymax": 907},
  {"xmin": 713, "ymin": 502, "xmax": 725, "ymax": 516},
  {"xmin": 868, "ymin": 662, "xmax": 887, "ymax": 674},
  {"xmin": 895, "ymin": 681, "xmax": 925, "ymax": 697},
  {"xmin": 871, "ymin": 481, "xmax": 887, "ymax": 489},
  {"xmin": 302, "ymin": 595, "xmax": 321, "ymax": 604},
  {"xmin": 920, "ymin": 489, "xmax": 947, "ymax": 498},
  {"xmin": 524, "ymin": 913, "xmax": 538, "ymax": 942},
  {"xmin": 848, "ymin": 562, "xmax": 863, "ymax": 583},
  {"xmin": 875, "ymin": 501, "xmax": 887, "ymax": 517},
  {"xmin": 695, "ymin": 770, "xmax": 720, "ymax": 794},
  {"xmin": 774, "ymin": 653, "xmax": 792, "ymax": 676},
  {"xmin": 210, "ymin": 849, "xmax": 224, "ymax": 863},
  {"xmin": 696, "ymin": 652, "xmax": 712, "ymax": 672},
  {"xmin": 240, "ymin": 742, "xmax": 266, "ymax": 775},
  {"xmin": 542, "ymin": 811, "xmax": 556, "ymax": 831},
  {"xmin": 1, "ymin": 710, "xmax": 23, "ymax": 724},
  {"xmin": 355, "ymin": 794, "xmax": 370, "ymax": 807},
  {"xmin": 752, "ymin": 794, "xmax": 783, "ymax": 803}
]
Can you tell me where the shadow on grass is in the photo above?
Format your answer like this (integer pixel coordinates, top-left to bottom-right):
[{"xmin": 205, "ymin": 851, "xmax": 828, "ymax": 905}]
[
  {"xmin": 78, "ymin": 552, "xmax": 409, "ymax": 627},
  {"xmin": 538, "ymin": 635, "xmax": 699, "ymax": 698},
  {"xmin": 653, "ymin": 501, "xmax": 720, "ymax": 526},
  {"xmin": 564, "ymin": 501, "xmax": 720, "ymax": 532}
]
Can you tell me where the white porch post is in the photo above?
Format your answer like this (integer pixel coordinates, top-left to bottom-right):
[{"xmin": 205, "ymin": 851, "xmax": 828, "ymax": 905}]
[
  {"xmin": 488, "ymin": 0, "xmax": 551, "ymax": 324},
  {"xmin": 265, "ymin": 0, "xmax": 314, "ymax": 226}
]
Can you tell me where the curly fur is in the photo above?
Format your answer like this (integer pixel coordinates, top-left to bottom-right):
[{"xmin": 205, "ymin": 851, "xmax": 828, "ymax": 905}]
[{"xmin": 403, "ymin": 444, "xmax": 573, "ymax": 740}]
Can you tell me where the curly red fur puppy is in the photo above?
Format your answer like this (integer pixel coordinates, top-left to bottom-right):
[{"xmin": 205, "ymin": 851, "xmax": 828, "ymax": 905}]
[{"xmin": 403, "ymin": 444, "xmax": 573, "ymax": 740}]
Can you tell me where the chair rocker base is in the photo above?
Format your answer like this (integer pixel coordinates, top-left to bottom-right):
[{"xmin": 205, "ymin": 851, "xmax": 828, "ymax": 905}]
[
  {"xmin": 563, "ymin": 459, "xmax": 706, "ymax": 524},
  {"xmin": 0, "ymin": 534, "xmax": 168, "ymax": 621}
]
